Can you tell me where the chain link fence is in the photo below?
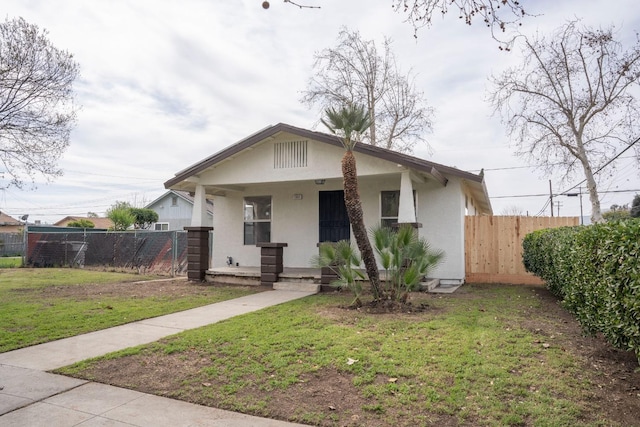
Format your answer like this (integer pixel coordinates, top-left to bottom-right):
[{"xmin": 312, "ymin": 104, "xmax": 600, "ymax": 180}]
[
  {"xmin": 26, "ymin": 230, "xmax": 188, "ymax": 275},
  {"xmin": 0, "ymin": 233, "xmax": 23, "ymax": 257}
]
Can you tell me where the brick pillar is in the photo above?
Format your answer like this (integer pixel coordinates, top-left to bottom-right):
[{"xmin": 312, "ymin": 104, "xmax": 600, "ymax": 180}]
[
  {"xmin": 184, "ymin": 226, "xmax": 213, "ymax": 281},
  {"xmin": 257, "ymin": 243, "xmax": 287, "ymax": 287},
  {"xmin": 318, "ymin": 242, "xmax": 339, "ymax": 292}
]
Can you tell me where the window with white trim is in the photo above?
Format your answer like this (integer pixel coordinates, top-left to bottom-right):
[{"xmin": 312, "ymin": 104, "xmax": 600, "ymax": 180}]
[
  {"xmin": 380, "ymin": 190, "xmax": 416, "ymax": 228},
  {"xmin": 243, "ymin": 196, "xmax": 271, "ymax": 245},
  {"xmin": 154, "ymin": 222, "xmax": 169, "ymax": 231}
]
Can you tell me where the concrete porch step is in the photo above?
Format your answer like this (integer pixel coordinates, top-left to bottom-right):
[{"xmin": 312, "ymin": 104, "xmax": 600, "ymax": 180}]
[
  {"xmin": 420, "ymin": 278, "xmax": 439, "ymax": 292},
  {"xmin": 428, "ymin": 283, "xmax": 463, "ymax": 293},
  {"xmin": 273, "ymin": 282, "xmax": 321, "ymax": 293}
]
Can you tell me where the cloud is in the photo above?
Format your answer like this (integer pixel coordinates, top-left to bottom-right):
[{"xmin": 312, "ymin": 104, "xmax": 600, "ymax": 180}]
[{"xmin": 1, "ymin": 0, "xmax": 639, "ymax": 222}]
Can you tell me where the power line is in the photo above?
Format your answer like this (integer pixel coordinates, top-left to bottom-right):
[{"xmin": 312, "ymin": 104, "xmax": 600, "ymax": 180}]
[
  {"xmin": 490, "ymin": 188, "xmax": 640, "ymax": 200},
  {"xmin": 468, "ymin": 156, "xmax": 637, "ymax": 173},
  {"xmin": 535, "ymin": 198, "xmax": 551, "ymax": 217},
  {"xmin": 559, "ymin": 137, "xmax": 640, "ymax": 195},
  {"xmin": 594, "ymin": 189, "xmax": 640, "ymax": 195},
  {"xmin": 491, "ymin": 193, "xmax": 548, "ymax": 199}
]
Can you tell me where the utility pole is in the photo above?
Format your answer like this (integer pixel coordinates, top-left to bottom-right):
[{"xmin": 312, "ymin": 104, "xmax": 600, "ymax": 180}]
[
  {"xmin": 555, "ymin": 201, "xmax": 563, "ymax": 216},
  {"xmin": 549, "ymin": 180, "xmax": 554, "ymax": 217},
  {"xmin": 578, "ymin": 187, "xmax": 583, "ymax": 224},
  {"xmin": 566, "ymin": 187, "xmax": 584, "ymax": 225}
]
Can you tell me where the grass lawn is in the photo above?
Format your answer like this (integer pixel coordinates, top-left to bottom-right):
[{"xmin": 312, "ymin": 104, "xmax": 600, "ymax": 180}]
[
  {"xmin": 0, "ymin": 257, "xmax": 21, "ymax": 268},
  {"xmin": 0, "ymin": 268, "xmax": 262, "ymax": 352},
  {"xmin": 58, "ymin": 283, "xmax": 640, "ymax": 427}
]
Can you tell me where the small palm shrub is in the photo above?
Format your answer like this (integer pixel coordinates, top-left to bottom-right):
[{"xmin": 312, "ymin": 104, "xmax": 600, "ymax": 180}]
[
  {"xmin": 312, "ymin": 240, "xmax": 366, "ymax": 307},
  {"xmin": 372, "ymin": 224, "xmax": 444, "ymax": 302},
  {"xmin": 313, "ymin": 225, "xmax": 445, "ymax": 306}
]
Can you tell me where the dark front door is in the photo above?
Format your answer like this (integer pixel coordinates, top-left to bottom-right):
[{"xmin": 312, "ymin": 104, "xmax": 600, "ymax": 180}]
[{"xmin": 319, "ymin": 190, "xmax": 350, "ymax": 242}]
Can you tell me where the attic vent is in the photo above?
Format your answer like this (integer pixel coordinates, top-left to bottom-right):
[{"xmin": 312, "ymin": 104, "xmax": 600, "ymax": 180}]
[{"xmin": 274, "ymin": 140, "xmax": 308, "ymax": 169}]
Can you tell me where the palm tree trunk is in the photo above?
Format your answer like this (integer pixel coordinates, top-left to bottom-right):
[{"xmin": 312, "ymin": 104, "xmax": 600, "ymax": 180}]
[{"xmin": 342, "ymin": 150, "xmax": 382, "ymax": 299}]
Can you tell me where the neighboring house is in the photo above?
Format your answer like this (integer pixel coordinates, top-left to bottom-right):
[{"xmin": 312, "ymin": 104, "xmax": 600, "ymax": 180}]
[
  {"xmin": 55, "ymin": 216, "xmax": 114, "ymax": 230},
  {"xmin": 145, "ymin": 190, "xmax": 213, "ymax": 231},
  {"xmin": 164, "ymin": 123, "xmax": 492, "ymax": 284},
  {"xmin": 0, "ymin": 211, "xmax": 23, "ymax": 233}
]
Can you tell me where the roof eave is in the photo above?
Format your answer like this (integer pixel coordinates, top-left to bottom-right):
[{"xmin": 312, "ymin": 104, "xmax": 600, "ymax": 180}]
[{"xmin": 164, "ymin": 123, "xmax": 486, "ymax": 191}]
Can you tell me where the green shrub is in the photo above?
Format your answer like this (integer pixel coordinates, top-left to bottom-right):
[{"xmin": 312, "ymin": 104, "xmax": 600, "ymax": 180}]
[
  {"xmin": 602, "ymin": 209, "xmax": 631, "ymax": 221},
  {"xmin": 67, "ymin": 219, "xmax": 95, "ymax": 228},
  {"xmin": 522, "ymin": 219, "xmax": 640, "ymax": 363},
  {"xmin": 312, "ymin": 240, "xmax": 365, "ymax": 307},
  {"xmin": 372, "ymin": 224, "xmax": 444, "ymax": 302},
  {"xmin": 312, "ymin": 225, "xmax": 445, "ymax": 305},
  {"xmin": 522, "ymin": 226, "xmax": 580, "ymax": 298}
]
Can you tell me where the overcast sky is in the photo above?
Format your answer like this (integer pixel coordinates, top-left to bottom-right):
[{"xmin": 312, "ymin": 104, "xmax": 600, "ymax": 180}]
[{"xmin": 2, "ymin": 0, "xmax": 640, "ymax": 224}]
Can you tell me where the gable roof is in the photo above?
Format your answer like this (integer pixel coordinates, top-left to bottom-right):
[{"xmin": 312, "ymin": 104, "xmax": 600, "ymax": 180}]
[
  {"xmin": 0, "ymin": 211, "xmax": 21, "ymax": 226},
  {"xmin": 165, "ymin": 123, "xmax": 492, "ymax": 214},
  {"xmin": 145, "ymin": 190, "xmax": 214, "ymax": 215},
  {"xmin": 54, "ymin": 216, "xmax": 114, "ymax": 229}
]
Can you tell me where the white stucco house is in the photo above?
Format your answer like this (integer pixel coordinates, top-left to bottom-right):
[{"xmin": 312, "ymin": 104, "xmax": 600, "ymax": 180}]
[
  {"xmin": 145, "ymin": 190, "xmax": 213, "ymax": 231},
  {"xmin": 164, "ymin": 123, "xmax": 492, "ymax": 284}
]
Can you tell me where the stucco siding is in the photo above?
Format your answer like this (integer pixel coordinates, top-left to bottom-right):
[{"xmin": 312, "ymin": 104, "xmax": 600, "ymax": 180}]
[
  {"xmin": 167, "ymin": 125, "xmax": 491, "ymax": 283},
  {"xmin": 210, "ymin": 172, "xmax": 466, "ymax": 280},
  {"xmin": 359, "ymin": 174, "xmax": 465, "ymax": 280},
  {"xmin": 417, "ymin": 178, "xmax": 466, "ymax": 280},
  {"xmin": 198, "ymin": 134, "xmax": 402, "ymax": 187},
  {"xmin": 212, "ymin": 181, "xmax": 343, "ymax": 268}
]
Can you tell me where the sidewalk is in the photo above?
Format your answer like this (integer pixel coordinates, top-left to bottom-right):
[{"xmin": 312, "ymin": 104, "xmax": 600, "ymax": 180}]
[{"xmin": 0, "ymin": 289, "xmax": 317, "ymax": 426}]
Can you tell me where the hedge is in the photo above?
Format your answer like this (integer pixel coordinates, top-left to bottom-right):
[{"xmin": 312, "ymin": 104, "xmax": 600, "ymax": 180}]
[{"xmin": 523, "ymin": 219, "xmax": 640, "ymax": 364}]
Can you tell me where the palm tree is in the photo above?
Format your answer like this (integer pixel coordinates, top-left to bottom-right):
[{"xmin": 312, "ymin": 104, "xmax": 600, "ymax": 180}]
[{"xmin": 321, "ymin": 104, "xmax": 382, "ymax": 300}]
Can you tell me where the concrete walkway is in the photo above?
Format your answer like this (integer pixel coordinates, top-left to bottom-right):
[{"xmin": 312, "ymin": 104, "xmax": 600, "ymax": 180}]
[{"xmin": 0, "ymin": 289, "xmax": 317, "ymax": 426}]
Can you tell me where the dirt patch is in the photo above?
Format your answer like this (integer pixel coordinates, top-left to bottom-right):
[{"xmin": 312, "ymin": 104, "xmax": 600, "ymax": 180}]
[
  {"xmin": 64, "ymin": 283, "xmax": 640, "ymax": 426},
  {"xmin": 75, "ymin": 349, "xmax": 212, "ymax": 396},
  {"xmin": 266, "ymin": 368, "xmax": 461, "ymax": 427},
  {"xmin": 346, "ymin": 298, "xmax": 431, "ymax": 314},
  {"xmin": 15, "ymin": 278, "xmax": 235, "ymax": 300}
]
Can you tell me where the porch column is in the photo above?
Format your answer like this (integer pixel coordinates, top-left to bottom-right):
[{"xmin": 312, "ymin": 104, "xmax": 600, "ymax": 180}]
[
  {"xmin": 396, "ymin": 170, "xmax": 421, "ymax": 228},
  {"xmin": 257, "ymin": 243, "xmax": 288, "ymax": 287},
  {"xmin": 184, "ymin": 226, "xmax": 213, "ymax": 281},
  {"xmin": 190, "ymin": 184, "xmax": 209, "ymax": 227}
]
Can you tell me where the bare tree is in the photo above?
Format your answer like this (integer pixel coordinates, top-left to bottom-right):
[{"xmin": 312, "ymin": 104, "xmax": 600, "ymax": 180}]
[
  {"xmin": 392, "ymin": 0, "xmax": 527, "ymax": 47},
  {"xmin": 301, "ymin": 27, "xmax": 434, "ymax": 154},
  {"xmin": 500, "ymin": 205, "xmax": 525, "ymax": 216},
  {"xmin": 489, "ymin": 21, "xmax": 640, "ymax": 223},
  {"xmin": 0, "ymin": 17, "xmax": 79, "ymax": 189},
  {"xmin": 632, "ymin": 194, "xmax": 640, "ymax": 218}
]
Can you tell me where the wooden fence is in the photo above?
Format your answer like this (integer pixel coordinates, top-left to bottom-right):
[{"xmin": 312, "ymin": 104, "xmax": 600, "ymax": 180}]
[{"xmin": 465, "ymin": 216, "xmax": 579, "ymax": 284}]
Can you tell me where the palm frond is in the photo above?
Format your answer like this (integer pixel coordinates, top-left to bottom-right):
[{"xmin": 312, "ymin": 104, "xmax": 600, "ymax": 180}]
[{"xmin": 321, "ymin": 104, "xmax": 372, "ymax": 150}]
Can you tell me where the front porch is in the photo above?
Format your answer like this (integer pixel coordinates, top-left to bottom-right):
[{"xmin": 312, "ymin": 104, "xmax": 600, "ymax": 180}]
[
  {"xmin": 205, "ymin": 266, "xmax": 451, "ymax": 293},
  {"xmin": 207, "ymin": 266, "xmax": 321, "ymax": 282},
  {"xmin": 205, "ymin": 266, "xmax": 322, "ymax": 292}
]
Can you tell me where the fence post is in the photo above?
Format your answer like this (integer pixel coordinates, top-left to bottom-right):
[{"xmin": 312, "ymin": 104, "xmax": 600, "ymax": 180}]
[
  {"xmin": 22, "ymin": 225, "xmax": 28, "ymax": 266},
  {"xmin": 171, "ymin": 230, "xmax": 177, "ymax": 277},
  {"xmin": 64, "ymin": 232, "xmax": 68, "ymax": 266}
]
